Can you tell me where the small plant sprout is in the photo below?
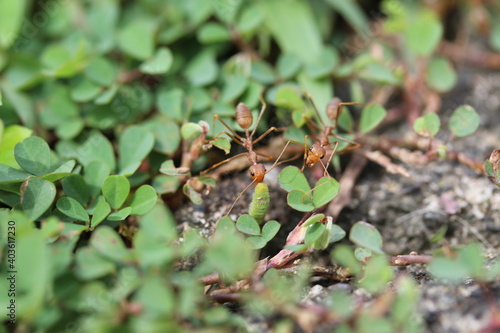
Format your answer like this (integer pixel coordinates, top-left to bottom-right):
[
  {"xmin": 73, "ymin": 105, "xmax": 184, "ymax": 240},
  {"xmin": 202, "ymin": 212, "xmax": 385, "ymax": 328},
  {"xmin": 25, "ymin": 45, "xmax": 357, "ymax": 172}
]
[
  {"xmin": 301, "ymin": 93, "xmax": 361, "ymax": 175},
  {"xmin": 201, "ymin": 98, "xmax": 297, "ymax": 215}
]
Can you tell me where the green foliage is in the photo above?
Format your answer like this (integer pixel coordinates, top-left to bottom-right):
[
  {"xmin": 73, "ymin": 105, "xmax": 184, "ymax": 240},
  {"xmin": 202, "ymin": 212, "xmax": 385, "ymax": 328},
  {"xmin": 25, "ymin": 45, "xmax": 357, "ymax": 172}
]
[
  {"xmin": 0, "ymin": 0, "xmax": 493, "ymax": 331},
  {"xmin": 449, "ymin": 105, "xmax": 480, "ymax": 137},
  {"xmin": 413, "ymin": 113, "xmax": 441, "ymax": 137},
  {"xmin": 278, "ymin": 166, "xmax": 340, "ymax": 212}
]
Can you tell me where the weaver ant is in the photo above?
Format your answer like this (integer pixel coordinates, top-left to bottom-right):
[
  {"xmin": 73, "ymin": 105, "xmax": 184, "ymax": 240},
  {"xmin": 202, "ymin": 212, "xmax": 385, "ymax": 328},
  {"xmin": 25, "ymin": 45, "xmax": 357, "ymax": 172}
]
[
  {"xmin": 202, "ymin": 98, "xmax": 294, "ymax": 215},
  {"xmin": 301, "ymin": 93, "xmax": 361, "ymax": 175}
]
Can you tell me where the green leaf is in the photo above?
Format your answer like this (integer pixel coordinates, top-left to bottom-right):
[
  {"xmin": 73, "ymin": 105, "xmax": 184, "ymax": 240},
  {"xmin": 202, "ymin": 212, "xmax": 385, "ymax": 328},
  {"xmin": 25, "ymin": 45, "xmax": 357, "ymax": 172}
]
[
  {"xmin": 259, "ymin": 0, "xmax": 322, "ymax": 63},
  {"xmin": 90, "ymin": 201, "xmax": 111, "ymax": 228},
  {"xmin": 128, "ymin": 185, "xmax": 157, "ymax": 216},
  {"xmin": 0, "ymin": 164, "xmax": 30, "ymax": 184},
  {"xmin": 118, "ymin": 126, "xmax": 155, "ymax": 175},
  {"xmin": 426, "ymin": 57, "xmax": 457, "ymax": 93},
  {"xmin": 413, "ymin": 113, "xmax": 440, "ymax": 137},
  {"xmin": 405, "ymin": 11, "xmax": 443, "ymax": 57},
  {"xmin": 140, "ymin": 47, "xmax": 173, "ymax": 74},
  {"xmin": 358, "ymin": 256, "xmax": 393, "ymax": 293},
  {"xmin": 117, "ymin": 19, "xmax": 156, "ymax": 60},
  {"xmin": 274, "ymin": 86, "xmax": 306, "ymax": 110},
  {"xmin": 1, "ymin": 83, "xmax": 35, "ymax": 128},
  {"xmin": 211, "ymin": 137, "xmax": 231, "ymax": 154},
  {"xmin": 428, "ymin": 257, "xmax": 469, "ymax": 283},
  {"xmin": 250, "ymin": 60, "xmax": 275, "ymax": 84},
  {"xmin": 277, "ymin": 53, "xmax": 302, "ymax": 80},
  {"xmin": 74, "ymin": 247, "xmax": 116, "ymax": 280},
  {"xmin": 305, "ymin": 47, "xmax": 339, "ymax": 79},
  {"xmin": 146, "ymin": 119, "xmax": 181, "ymax": 155},
  {"xmin": 331, "ymin": 244, "xmax": 362, "ymax": 276},
  {"xmin": 278, "ymin": 166, "xmax": 311, "ymax": 193},
  {"xmin": 354, "ymin": 247, "xmax": 372, "ymax": 261},
  {"xmin": 102, "ymin": 175, "xmax": 130, "ymax": 209},
  {"xmin": 213, "ymin": 0, "xmax": 243, "ymax": 23},
  {"xmin": 41, "ymin": 160, "xmax": 75, "ymax": 182},
  {"xmin": 359, "ymin": 63, "xmax": 400, "ymax": 85},
  {"xmin": 305, "ymin": 223, "xmax": 325, "ymax": 245},
  {"xmin": 0, "ymin": 124, "xmax": 32, "ymax": 168},
  {"xmin": 287, "ymin": 190, "xmax": 314, "ymax": 212},
  {"xmin": 448, "ymin": 105, "xmax": 480, "ymax": 137},
  {"xmin": 0, "ymin": 0, "xmax": 27, "ymax": 49},
  {"xmin": 41, "ymin": 41, "xmax": 88, "ymax": 77},
  {"xmin": 261, "ymin": 220, "xmax": 281, "ymax": 242},
  {"xmin": 329, "ymin": 224, "xmax": 346, "ymax": 243},
  {"xmin": 84, "ymin": 160, "xmax": 111, "ymax": 198},
  {"xmin": 138, "ymin": 202, "xmax": 177, "ymax": 242},
  {"xmin": 62, "ymin": 174, "xmax": 89, "ymax": 206},
  {"xmin": 85, "ymin": 56, "xmax": 117, "ymax": 86},
  {"xmin": 221, "ymin": 74, "xmax": 248, "ymax": 103},
  {"xmin": 324, "ymin": 0, "xmax": 368, "ymax": 36},
  {"xmin": 90, "ymin": 225, "xmax": 131, "ymax": 262},
  {"xmin": 490, "ymin": 20, "xmax": 500, "ymax": 52},
  {"xmin": 107, "ymin": 207, "xmax": 132, "ymax": 221},
  {"xmin": 157, "ymin": 89, "xmax": 183, "ymax": 121},
  {"xmin": 185, "ymin": 50, "xmax": 218, "ymax": 86},
  {"xmin": 312, "ymin": 176, "xmax": 340, "ymax": 208},
  {"xmin": 197, "ymin": 22, "xmax": 231, "ymax": 43},
  {"xmin": 246, "ymin": 236, "xmax": 267, "ymax": 249},
  {"xmin": 160, "ymin": 159, "xmax": 189, "ymax": 176},
  {"xmin": 14, "ymin": 136, "xmax": 51, "ymax": 176},
  {"xmin": 236, "ymin": 214, "xmax": 261, "ymax": 236},
  {"xmin": 359, "ymin": 104, "xmax": 387, "ymax": 134},
  {"xmin": 181, "ymin": 122, "xmax": 203, "ymax": 140},
  {"xmin": 70, "ymin": 76, "xmax": 102, "ymax": 103},
  {"xmin": 458, "ymin": 243, "xmax": 485, "ymax": 279},
  {"xmin": 56, "ymin": 197, "xmax": 90, "ymax": 222},
  {"xmin": 349, "ymin": 221, "xmax": 384, "ymax": 254},
  {"xmin": 20, "ymin": 176, "xmax": 56, "ymax": 221}
]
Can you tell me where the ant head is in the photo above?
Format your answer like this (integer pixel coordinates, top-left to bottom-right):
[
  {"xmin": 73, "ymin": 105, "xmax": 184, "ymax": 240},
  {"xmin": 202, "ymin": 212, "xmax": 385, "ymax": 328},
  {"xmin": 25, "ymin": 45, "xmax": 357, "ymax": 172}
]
[
  {"xmin": 249, "ymin": 164, "xmax": 266, "ymax": 183},
  {"xmin": 305, "ymin": 144, "xmax": 326, "ymax": 168},
  {"xmin": 236, "ymin": 103, "xmax": 253, "ymax": 130}
]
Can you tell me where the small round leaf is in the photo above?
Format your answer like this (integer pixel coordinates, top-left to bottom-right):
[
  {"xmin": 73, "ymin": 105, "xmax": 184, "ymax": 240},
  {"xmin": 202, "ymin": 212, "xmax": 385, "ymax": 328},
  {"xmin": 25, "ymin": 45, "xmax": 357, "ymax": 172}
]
[
  {"xmin": 15, "ymin": 136, "xmax": 51, "ymax": 175},
  {"xmin": 278, "ymin": 166, "xmax": 311, "ymax": 193},
  {"xmin": 236, "ymin": 214, "xmax": 261, "ymax": 236},
  {"xmin": 349, "ymin": 221, "xmax": 384, "ymax": 254},
  {"xmin": 102, "ymin": 175, "xmax": 130, "ymax": 209},
  {"xmin": 449, "ymin": 105, "xmax": 480, "ymax": 137},
  {"xmin": 413, "ymin": 113, "xmax": 440, "ymax": 137},
  {"xmin": 56, "ymin": 197, "xmax": 90, "ymax": 222},
  {"xmin": 287, "ymin": 190, "xmax": 314, "ymax": 212},
  {"xmin": 312, "ymin": 176, "xmax": 340, "ymax": 208},
  {"xmin": 129, "ymin": 185, "xmax": 158, "ymax": 216}
]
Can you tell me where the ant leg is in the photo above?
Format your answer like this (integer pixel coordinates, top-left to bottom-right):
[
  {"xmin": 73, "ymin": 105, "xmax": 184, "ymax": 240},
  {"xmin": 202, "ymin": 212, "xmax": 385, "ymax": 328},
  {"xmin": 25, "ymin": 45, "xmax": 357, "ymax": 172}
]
[
  {"xmin": 255, "ymin": 152, "xmax": 273, "ymax": 160},
  {"xmin": 225, "ymin": 180, "xmax": 257, "ymax": 216},
  {"xmin": 332, "ymin": 102, "xmax": 362, "ymax": 129},
  {"xmin": 200, "ymin": 152, "xmax": 247, "ymax": 175},
  {"xmin": 330, "ymin": 132, "xmax": 360, "ymax": 152},
  {"xmin": 251, "ymin": 126, "xmax": 286, "ymax": 145},
  {"xmin": 250, "ymin": 96, "xmax": 268, "ymax": 138},
  {"xmin": 213, "ymin": 115, "xmax": 244, "ymax": 142},
  {"xmin": 302, "ymin": 90, "xmax": 326, "ymax": 128},
  {"xmin": 324, "ymin": 141, "xmax": 340, "ymax": 176},
  {"xmin": 211, "ymin": 131, "xmax": 244, "ymax": 146}
]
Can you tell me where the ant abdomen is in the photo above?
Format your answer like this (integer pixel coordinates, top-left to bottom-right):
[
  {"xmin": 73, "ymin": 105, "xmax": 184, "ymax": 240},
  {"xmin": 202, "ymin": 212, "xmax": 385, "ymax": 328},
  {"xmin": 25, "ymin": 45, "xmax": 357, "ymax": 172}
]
[
  {"xmin": 326, "ymin": 97, "xmax": 342, "ymax": 121},
  {"xmin": 236, "ymin": 103, "xmax": 253, "ymax": 130}
]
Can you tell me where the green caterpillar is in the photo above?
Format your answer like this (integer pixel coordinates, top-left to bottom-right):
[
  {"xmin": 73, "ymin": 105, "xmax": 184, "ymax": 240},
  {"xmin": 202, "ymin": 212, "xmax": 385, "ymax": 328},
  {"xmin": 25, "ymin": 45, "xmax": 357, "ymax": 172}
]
[{"xmin": 249, "ymin": 183, "xmax": 270, "ymax": 224}]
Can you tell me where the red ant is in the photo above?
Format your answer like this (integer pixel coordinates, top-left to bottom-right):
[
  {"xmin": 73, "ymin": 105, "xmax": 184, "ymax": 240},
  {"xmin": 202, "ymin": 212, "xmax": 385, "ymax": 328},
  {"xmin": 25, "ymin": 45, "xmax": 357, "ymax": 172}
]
[
  {"xmin": 202, "ymin": 98, "xmax": 294, "ymax": 215},
  {"xmin": 301, "ymin": 94, "xmax": 361, "ymax": 175}
]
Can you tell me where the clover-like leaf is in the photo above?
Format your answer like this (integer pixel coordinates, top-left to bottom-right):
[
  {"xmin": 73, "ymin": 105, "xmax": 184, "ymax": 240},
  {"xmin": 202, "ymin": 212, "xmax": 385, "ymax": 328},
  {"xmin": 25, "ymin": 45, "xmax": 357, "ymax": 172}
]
[
  {"xmin": 413, "ymin": 113, "xmax": 440, "ymax": 137},
  {"xmin": 102, "ymin": 175, "xmax": 130, "ymax": 209},
  {"xmin": 128, "ymin": 185, "xmax": 157, "ymax": 216},
  {"xmin": 90, "ymin": 226, "xmax": 131, "ymax": 262},
  {"xmin": 56, "ymin": 197, "xmax": 90, "ymax": 222},
  {"xmin": 359, "ymin": 104, "xmax": 387, "ymax": 134},
  {"xmin": 118, "ymin": 126, "xmax": 155, "ymax": 175},
  {"xmin": 312, "ymin": 176, "xmax": 340, "ymax": 208},
  {"xmin": 349, "ymin": 221, "xmax": 384, "ymax": 254},
  {"xmin": 15, "ymin": 136, "xmax": 51, "ymax": 176},
  {"xmin": 278, "ymin": 166, "xmax": 311, "ymax": 193},
  {"xmin": 62, "ymin": 174, "xmax": 89, "ymax": 206},
  {"xmin": 449, "ymin": 105, "xmax": 480, "ymax": 138},
  {"xmin": 90, "ymin": 201, "xmax": 111, "ymax": 228},
  {"xmin": 287, "ymin": 190, "xmax": 314, "ymax": 212},
  {"xmin": 20, "ymin": 176, "xmax": 56, "ymax": 221},
  {"xmin": 236, "ymin": 214, "xmax": 261, "ymax": 236},
  {"xmin": 261, "ymin": 220, "xmax": 281, "ymax": 242}
]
